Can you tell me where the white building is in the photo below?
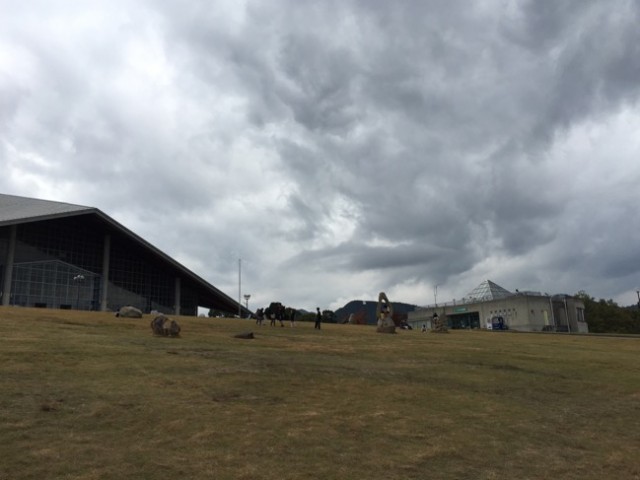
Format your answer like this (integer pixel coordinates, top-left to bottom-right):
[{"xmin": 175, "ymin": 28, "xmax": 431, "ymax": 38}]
[{"xmin": 407, "ymin": 280, "xmax": 588, "ymax": 333}]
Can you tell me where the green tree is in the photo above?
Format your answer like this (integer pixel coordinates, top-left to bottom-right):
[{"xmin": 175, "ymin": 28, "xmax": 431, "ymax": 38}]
[
  {"xmin": 296, "ymin": 312, "xmax": 316, "ymax": 323},
  {"xmin": 322, "ymin": 309, "xmax": 336, "ymax": 323},
  {"xmin": 576, "ymin": 291, "xmax": 640, "ymax": 334}
]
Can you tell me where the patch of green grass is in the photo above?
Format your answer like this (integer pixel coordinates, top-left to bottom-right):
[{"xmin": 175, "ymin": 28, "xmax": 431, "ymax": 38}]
[{"xmin": 1, "ymin": 307, "xmax": 639, "ymax": 479}]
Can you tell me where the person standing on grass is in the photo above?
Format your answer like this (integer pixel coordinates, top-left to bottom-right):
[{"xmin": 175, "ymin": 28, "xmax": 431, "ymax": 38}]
[{"xmin": 315, "ymin": 307, "xmax": 322, "ymax": 330}]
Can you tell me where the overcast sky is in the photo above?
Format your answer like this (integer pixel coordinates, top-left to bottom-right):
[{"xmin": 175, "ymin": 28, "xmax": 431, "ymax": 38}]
[{"xmin": 2, "ymin": 0, "xmax": 640, "ymax": 311}]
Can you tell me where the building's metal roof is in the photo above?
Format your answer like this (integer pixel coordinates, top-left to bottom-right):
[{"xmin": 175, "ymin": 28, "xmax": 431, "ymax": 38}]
[
  {"xmin": 0, "ymin": 193, "xmax": 245, "ymax": 314},
  {"xmin": 0, "ymin": 193, "xmax": 95, "ymax": 226}
]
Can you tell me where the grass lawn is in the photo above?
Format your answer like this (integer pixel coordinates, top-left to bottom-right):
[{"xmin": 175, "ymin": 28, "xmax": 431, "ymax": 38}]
[{"xmin": 1, "ymin": 307, "xmax": 639, "ymax": 480}]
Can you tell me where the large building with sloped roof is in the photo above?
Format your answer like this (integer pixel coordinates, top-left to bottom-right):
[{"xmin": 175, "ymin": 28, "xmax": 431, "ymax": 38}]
[
  {"xmin": 0, "ymin": 193, "xmax": 246, "ymax": 316},
  {"xmin": 407, "ymin": 280, "xmax": 588, "ymax": 333}
]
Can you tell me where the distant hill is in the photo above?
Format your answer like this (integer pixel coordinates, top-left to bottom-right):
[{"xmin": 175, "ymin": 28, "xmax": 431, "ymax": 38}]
[{"xmin": 334, "ymin": 300, "xmax": 418, "ymax": 325}]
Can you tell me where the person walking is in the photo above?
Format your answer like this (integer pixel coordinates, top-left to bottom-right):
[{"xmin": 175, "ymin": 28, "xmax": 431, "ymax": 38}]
[{"xmin": 315, "ymin": 307, "xmax": 322, "ymax": 330}]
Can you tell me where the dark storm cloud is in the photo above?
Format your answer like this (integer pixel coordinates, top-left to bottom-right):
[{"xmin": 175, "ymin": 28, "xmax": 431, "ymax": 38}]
[
  {"xmin": 2, "ymin": 0, "xmax": 640, "ymax": 308},
  {"xmin": 286, "ymin": 238, "xmax": 475, "ymax": 279},
  {"xmin": 147, "ymin": 0, "xmax": 640, "ymax": 304},
  {"xmin": 503, "ymin": 0, "xmax": 640, "ymax": 145}
]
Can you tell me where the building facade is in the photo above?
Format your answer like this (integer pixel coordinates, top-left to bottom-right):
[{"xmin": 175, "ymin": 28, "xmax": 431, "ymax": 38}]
[
  {"xmin": 0, "ymin": 194, "xmax": 245, "ymax": 316},
  {"xmin": 408, "ymin": 280, "xmax": 588, "ymax": 333}
]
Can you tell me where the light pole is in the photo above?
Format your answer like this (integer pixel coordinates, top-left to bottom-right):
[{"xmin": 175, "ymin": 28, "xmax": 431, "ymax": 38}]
[
  {"xmin": 244, "ymin": 294, "xmax": 251, "ymax": 314},
  {"xmin": 636, "ymin": 289, "xmax": 640, "ymax": 309},
  {"xmin": 434, "ymin": 284, "xmax": 440, "ymax": 307},
  {"xmin": 73, "ymin": 274, "xmax": 85, "ymax": 310}
]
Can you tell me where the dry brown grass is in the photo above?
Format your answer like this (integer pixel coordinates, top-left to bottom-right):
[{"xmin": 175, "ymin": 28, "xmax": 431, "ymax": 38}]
[{"xmin": 1, "ymin": 307, "xmax": 639, "ymax": 479}]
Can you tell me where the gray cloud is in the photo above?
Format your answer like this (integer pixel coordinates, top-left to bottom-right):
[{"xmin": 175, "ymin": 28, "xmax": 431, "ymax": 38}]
[{"xmin": 2, "ymin": 0, "xmax": 640, "ymax": 309}]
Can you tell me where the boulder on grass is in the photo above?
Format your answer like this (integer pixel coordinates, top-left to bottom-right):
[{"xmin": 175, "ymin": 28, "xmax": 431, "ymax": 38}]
[
  {"xmin": 150, "ymin": 315, "xmax": 181, "ymax": 337},
  {"xmin": 163, "ymin": 318, "xmax": 181, "ymax": 337},
  {"xmin": 117, "ymin": 306, "xmax": 143, "ymax": 318}
]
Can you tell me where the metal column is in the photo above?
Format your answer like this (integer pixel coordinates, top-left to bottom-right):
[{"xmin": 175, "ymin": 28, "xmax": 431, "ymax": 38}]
[{"xmin": 2, "ymin": 225, "xmax": 17, "ymax": 306}]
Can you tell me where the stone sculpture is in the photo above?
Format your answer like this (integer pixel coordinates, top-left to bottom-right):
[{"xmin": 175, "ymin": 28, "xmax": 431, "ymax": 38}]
[
  {"xmin": 431, "ymin": 312, "xmax": 449, "ymax": 333},
  {"xmin": 376, "ymin": 292, "xmax": 396, "ymax": 334}
]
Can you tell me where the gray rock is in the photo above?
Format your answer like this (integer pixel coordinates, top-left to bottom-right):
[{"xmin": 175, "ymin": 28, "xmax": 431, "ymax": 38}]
[
  {"xmin": 150, "ymin": 315, "xmax": 181, "ymax": 337},
  {"xmin": 118, "ymin": 306, "xmax": 143, "ymax": 318}
]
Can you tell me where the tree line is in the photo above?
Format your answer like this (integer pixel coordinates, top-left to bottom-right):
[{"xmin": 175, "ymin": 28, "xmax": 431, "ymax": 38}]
[{"xmin": 575, "ymin": 291, "xmax": 640, "ymax": 334}]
